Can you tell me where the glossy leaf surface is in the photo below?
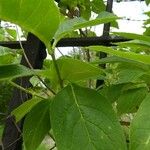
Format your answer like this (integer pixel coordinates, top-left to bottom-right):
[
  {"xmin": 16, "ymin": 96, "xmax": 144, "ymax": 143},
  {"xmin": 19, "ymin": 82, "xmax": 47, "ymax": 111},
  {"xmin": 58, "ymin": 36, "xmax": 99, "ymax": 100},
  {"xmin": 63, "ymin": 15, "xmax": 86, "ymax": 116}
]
[
  {"xmin": 50, "ymin": 84, "xmax": 127, "ymax": 150},
  {"xmin": 0, "ymin": 0, "xmax": 60, "ymax": 48}
]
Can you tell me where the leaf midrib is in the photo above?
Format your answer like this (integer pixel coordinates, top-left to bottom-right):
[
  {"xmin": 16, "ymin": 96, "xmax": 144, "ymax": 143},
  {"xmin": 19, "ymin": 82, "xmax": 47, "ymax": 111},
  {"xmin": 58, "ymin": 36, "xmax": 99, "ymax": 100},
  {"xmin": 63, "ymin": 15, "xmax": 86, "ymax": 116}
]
[{"xmin": 70, "ymin": 84, "xmax": 97, "ymax": 150}]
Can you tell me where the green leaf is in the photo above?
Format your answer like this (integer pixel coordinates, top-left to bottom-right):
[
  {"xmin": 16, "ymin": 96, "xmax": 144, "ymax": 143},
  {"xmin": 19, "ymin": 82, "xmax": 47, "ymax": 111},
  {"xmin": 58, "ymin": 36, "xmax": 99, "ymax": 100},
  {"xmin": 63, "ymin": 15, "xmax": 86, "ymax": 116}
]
[
  {"xmin": 145, "ymin": 0, "xmax": 150, "ymax": 5},
  {"xmin": 92, "ymin": 56, "xmax": 136, "ymax": 64},
  {"xmin": 116, "ymin": 40, "xmax": 150, "ymax": 48},
  {"xmin": 23, "ymin": 100, "xmax": 51, "ymax": 150},
  {"xmin": 58, "ymin": 58, "xmax": 103, "ymax": 81},
  {"xmin": 145, "ymin": 28, "xmax": 150, "ymax": 36},
  {"xmin": 93, "ymin": 56, "xmax": 150, "ymax": 73},
  {"xmin": 11, "ymin": 97, "xmax": 43, "ymax": 122},
  {"xmin": 113, "ymin": 32, "xmax": 150, "ymax": 43},
  {"xmin": 79, "ymin": 0, "xmax": 91, "ymax": 20},
  {"xmin": 0, "ymin": 54, "xmax": 16, "ymax": 65},
  {"xmin": 0, "ymin": 64, "xmax": 33, "ymax": 81},
  {"xmin": 54, "ymin": 12, "xmax": 119, "ymax": 47},
  {"xmin": 41, "ymin": 57, "xmax": 103, "ymax": 88},
  {"xmin": 0, "ymin": 46, "xmax": 15, "ymax": 55},
  {"xmin": 116, "ymin": 63, "xmax": 147, "ymax": 84},
  {"xmin": 74, "ymin": 12, "xmax": 119, "ymax": 29},
  {"xmin": 0, "ymin": 28, "xmax": 5, "ymax": 40},
  {"xmin": 5, "ymin": 28, "xmax": 17, "ymax": 40},
  {"xmin": 130, "ymin": 94, "xmax": 150, "ymax": 150},
  {"xmin": 0, "ymin": 0, "xmax": 60, "ymax": 48},
  {"xmin": 117, "ymin": 87, "xmax": 148, "ymax": 115},
  {"xmin": 89, "ymin": 46, "xmax": 150, "ymax": 65},
  {"xmin": 99, "ymin": 84, "xmax": 124, "ymax": 103},
  {"xmin": 91, "ymin": 0, "xmax": 105, "ymax": 14},
  {"xmin": 0, "ymin": 46, "xmax": 18, "ymax": 65},
  {"xmin": 50, "ymin": 84, "xmax": 127, "ymax": 150}
]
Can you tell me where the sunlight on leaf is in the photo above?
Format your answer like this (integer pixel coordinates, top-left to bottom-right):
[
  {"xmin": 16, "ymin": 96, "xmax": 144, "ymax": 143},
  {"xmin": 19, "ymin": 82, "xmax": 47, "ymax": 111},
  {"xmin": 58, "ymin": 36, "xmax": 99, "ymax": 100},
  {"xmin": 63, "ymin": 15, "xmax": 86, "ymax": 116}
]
[
  {"xmin": 0, "ymin": 0, "xmax": 60, "ymax": 48},
  {"xmin": 53, "ymin": 12, "xmax": 119, "ymax": 47},
  {"xmin": 89, "ymin": 46, "xmax": 150, "ymax": 65}
]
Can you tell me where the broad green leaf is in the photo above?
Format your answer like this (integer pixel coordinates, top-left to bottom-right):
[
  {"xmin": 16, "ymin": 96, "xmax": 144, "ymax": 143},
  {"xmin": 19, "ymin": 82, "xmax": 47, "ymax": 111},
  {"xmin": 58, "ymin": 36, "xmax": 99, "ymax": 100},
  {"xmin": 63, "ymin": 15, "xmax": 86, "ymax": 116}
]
[
  {"xmin": 130, "ymin": 94, "xmax": 150, "ymax": 150},
  {"xmin": 145, "ymin": 0, "xmax": 150, "ymax": 5},
  {"xmin": 116, "ymin": 40, "xmax": 150, "ymax": 48},
  {"xmin": 0, "ymin": 54, "xmax": 16, "ymax": 65},
  {"xmin": 92, "ymin": 56, "xmax": 138, "ymax": 64},
  {"xmin": 92, "ymin": 56, "xmax": 150, "ymax": 71},
  {"xmin": 100, "ymin": 83, "xmax": 147, "ymax": 104},
  {"xmin": 0, "ymin": 0, "xmax": 60, "ymax": 48},
  {"xmin": 0, "ymin": 28, "xmax": 5, "ymax": 40},
  {"xmin": 117, "ymin": 87, "xmax": 148, "ymax": 115},
  {"xmin": 11, "ymin": 97, "xmax": 43, "ymax": 122},
  {"xmin": 144, "ymin": 27, "xmax": 150, "ymax": 36},
  {"xmin": 0, "ymin": 46, "xmax": 15, "ymax": 55},
  {"xmin": 89, "ymin": 46, "xmax": 150, "ymax": 65},
  {"xmin": 54, "ymin": 12, "xmax": 119, "ymax": 47},
  {"xmin": 5, "ymin": 28, "xmax": 17, "ymax": 40},
  {"xmin": 23, "ymin": 100, "xmax": 51, "ymax": 150},
  {"xmin": 144, "ymin": 19, "xmax": 150, "ymax": 26},
  {"xmin": 91, "ymin": 0, "xmax": 105, "ymax": 14},
  {"xmin": 41, "ymin": 57, "xmax": 103, "ymax": 88},
  {"xmin": 0, "ymin": 47, "xmax": 18, "ymax": 65},
  {"xmin": 75, "ymin": 12, "xmax": 119, "ymax": 29},
  {"xmin": 0, "ymin": 64, "xmax": 33, "ymax": 81},
  {"xmin": 140, "ymin": 73, "xmax": 150, "ymax": 84},
  {"xmin": 121, "ymin": 83, "xmax": 147, "ymax": 91},
  {"xmin": 57, "ymin": 58, "xmax": 103, "ymax": 81},
  {"xmin": 59, "ymin": 0, "xmax": 78, "ymax": 8},
  {"xmin": 113, "ymin": 32, "xmax": 150, "ymax": 43},
  {"xmin": 50, "ymin": 84, "xmax": 127, "ymax": 150},
  {"xmin": 79, "ymin": 0, "xmax": 91, "ymax": 20},
  {"xmin": 99, "ymin": 84, "xmax": 124, "ymax": 103},
  {"xmin": 117, "ymin": 69, "xmax": 144, "ymax": 84},
  {"xmin": 145, "ymin": 11, "xmax": 150, "ymax": 17},
  {"xmin": 115, "ymin": 63, "xmax": 147, "ymax": 84}
]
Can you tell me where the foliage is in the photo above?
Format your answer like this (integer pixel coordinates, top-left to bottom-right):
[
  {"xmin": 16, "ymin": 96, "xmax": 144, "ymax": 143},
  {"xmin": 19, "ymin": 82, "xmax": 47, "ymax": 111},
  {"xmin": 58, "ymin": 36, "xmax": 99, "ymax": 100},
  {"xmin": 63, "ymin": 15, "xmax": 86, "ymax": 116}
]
[
  {"xmin": 0, "ymin": 82, "xmax": 13, "ymax": 123},
  {"xmin": 0, "ymin": 0, "xmax": 150, "ymax": 150}
]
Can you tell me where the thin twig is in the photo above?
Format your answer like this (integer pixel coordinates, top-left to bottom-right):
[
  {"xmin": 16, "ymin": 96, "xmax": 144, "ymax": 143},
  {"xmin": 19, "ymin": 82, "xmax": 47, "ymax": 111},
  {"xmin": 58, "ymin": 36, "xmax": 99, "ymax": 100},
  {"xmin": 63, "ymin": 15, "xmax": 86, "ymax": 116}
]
[
  {"xmin": 57, "ymin": 48, "xmax": 64, "ymax": 56},
  {"xmin": 4, "ymin": 136, "xmax": 22, "ymax": 150},
  {"xmin": 16, "ymin": 26, "xmax": 56, "ymax": 96},
  {"xmin": 51, "ymin": 53, "xmax": 63, "ymax": 89},
  {"xmin": 37, "ymin": 77, "xmax": 56, "ymax": 95},
  {"xmin": 9, "ymin": 81, "xmax": 46, "ymax": 99},
  {"xmin": 79, "ymin": 29, "xmax": 92, "ymax": 87},
  {"xmin": 12, "ymin": 119, "xmax": 22, "ymax": 134},
  {"xmin": 0, "ymin": 112, "xmax": 6, "ymax": 116},
  {"xmin": 1, "ymin": 141, "xmax": 4, "ymax": 150}
]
